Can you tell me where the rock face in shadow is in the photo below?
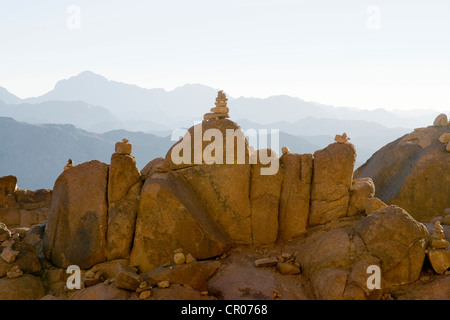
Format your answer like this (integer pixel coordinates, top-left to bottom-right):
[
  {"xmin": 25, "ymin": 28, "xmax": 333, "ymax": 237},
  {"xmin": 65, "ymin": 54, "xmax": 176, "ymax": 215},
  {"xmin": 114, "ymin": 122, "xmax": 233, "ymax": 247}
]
[
  {"xmin": 278, "ymin": 153, "xmax": 313, "ymax": 242},
  {"xmin": 355, "ymin": 126, "xmax": 450, "ymax": 222},
  {"xmin": 130, "ymin": 171, "xmax": 231, "ymax": 272},
  {"xmin": 250, "ymin": 149, "xmax": 283, "ymax": 245},
  {"xmin": 43, "ymin": 160, "xmax": 108, "ymax": 269}
]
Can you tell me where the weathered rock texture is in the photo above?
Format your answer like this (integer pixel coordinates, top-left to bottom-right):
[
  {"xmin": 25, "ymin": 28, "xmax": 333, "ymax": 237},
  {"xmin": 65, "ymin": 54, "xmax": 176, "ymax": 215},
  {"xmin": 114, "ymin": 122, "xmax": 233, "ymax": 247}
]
[
  {"xmin": 130, "ymin": 171, "xmax": 231, "ymax": 272},
  {"xmin": 309, "ymin": 142, "xmax": 356, "ymax": 226},
  {"xmin": 287, "ymin": 205, "xmax": 429, "ymax": 299},
  {"xmin": 250, "ymin": 149, "xmax": 283, "ymax": 245},
  {"xmin": 106, "ymin": 153, "xmax": 142, "ymax": 260},
  {"xmin": 44, "ymin": 160, "xmax": 108, "ymax": 269},
  {"xmin": 278, "ymin": 153, "xmax": 312, "ymax": 242},
  {"xmin": 0, "ymin": 175, "xmax": 51, "ymax": 228},
  {"xmin": 355, "ymin": 126, "xmax": 450, "ymax": 222}
]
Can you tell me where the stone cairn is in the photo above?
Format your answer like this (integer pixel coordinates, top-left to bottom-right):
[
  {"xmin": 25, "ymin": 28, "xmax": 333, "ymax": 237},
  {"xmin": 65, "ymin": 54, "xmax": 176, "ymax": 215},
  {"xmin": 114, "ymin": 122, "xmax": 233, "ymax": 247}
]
[
  {"xmin": 335, "ymin": 132, "xmax": 350, "ymax": 144},
  {"xmin": 431, "ymin": 221, "xmax": 449, "ymax": 249},
  {"xmin": 63, "ymin": 159, "xmax": 73, "ymax": 171},
  {"xmin": 203, "ymin": 90, "xmax": 230, "ymax": 120},
  {"xmin": 115, "ymin": 138, "xmax": 132, "ymax": 155}
]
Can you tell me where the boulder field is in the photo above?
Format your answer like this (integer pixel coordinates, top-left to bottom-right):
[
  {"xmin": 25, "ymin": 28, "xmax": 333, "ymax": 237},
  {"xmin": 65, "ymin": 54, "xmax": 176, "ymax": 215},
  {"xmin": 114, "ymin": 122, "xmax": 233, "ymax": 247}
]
[{"xmin": 0, "ymin": 105, "xmax": 449, "ymax": 300}]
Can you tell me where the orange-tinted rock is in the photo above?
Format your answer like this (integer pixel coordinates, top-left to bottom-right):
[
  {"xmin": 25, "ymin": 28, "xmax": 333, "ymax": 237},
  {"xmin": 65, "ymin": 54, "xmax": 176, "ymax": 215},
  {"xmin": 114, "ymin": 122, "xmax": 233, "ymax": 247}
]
[
  {"xmin": 278, "ymin": 153, "xmax": 312, "ymax": 242},
  {"xmin": 309, "ymin": 143, "xmax": 356, "ymax": 226},
  {"xmin": 355, "ymin": 126, "xmax": 450, "ymax": 222},
  {"xmin": 44, "ymin": 160, "xmax": 108, "ymax": 269}
]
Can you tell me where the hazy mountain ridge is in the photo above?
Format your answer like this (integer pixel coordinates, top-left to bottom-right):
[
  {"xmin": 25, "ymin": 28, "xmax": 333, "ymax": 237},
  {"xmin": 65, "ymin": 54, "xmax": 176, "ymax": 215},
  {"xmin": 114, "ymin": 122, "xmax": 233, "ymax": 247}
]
[
  {"xmin": 1, "ymin": 71, "xmax": 440, "ymax": 129},
  {"xmin": 0, "ymin": 117, "xmax": 173, "ymax": 189}
]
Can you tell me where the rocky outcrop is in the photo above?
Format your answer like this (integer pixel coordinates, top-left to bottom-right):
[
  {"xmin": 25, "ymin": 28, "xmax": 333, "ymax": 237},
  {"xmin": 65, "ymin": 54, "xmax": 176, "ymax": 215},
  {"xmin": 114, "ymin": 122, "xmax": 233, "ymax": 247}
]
[
  {"xmin": 278, "ymin": 153, "xmax": 312, "ymax": 242},
  {"xmin": 130, "ymin": 171, "xmax": 231, "ymax": 272},
  {"xmin": 309, "ymin": 142, "xmax": 356, "ymax": 226},
  {"xmin": 287, "ymin": 205, "xmax": 429, "ymax": 299},
  {"xmin": 250, "ymin": 149, "xmax": 283, "ymax": 245},
  {"xmin": 44, "ymin": 160, "xmax": 109, "ymax": 269},
  {"xmin": 355, "ymin": 126, "xmax": 450, "ymax": 222},
  {"xmin": 106, "ymin": 152, "xmax": 142, "ymax": 260},
  {"xmin": 0, "ymin": 175, "xmax": 51, "ymax": 228},
  {"xmin": 0, "ymin": 274, "xmax": 45, "ymax": 300}
]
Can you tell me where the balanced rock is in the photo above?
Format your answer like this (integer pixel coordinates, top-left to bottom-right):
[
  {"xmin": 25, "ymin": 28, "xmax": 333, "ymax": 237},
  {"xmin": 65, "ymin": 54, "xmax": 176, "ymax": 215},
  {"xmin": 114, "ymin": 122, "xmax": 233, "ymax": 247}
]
[
  {"xmin": 433, "ymin": 113, "xmax": 448, "ymax": 127},
  {"xmin": 115, "ymin": 138, "xmax": 132, "ymax": 155},
  {"xmin": 334, "ymin": 133, "xmax": 350, "ymax": 144},
  {"xmin": 63, "ymin": 159, "xmax": 73, "ymax": 171}
]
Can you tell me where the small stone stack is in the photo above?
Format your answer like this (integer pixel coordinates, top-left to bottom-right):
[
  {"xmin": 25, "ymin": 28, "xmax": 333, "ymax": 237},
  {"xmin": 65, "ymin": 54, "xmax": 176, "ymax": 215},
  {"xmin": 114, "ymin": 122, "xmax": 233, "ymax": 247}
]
[
  {"xmin": 427, "ymin": 220, "xmax": 450, "ymax": 274},
  {"xmin": 115, "ymin": 138, "xmax": 132, "ymax": 155},
  {"xmin": 431, "ymin": 221, "xmax": 449, "ymax": 249},
  {"xmin": 63, "ymin": 159, "xmax": 73, "ymax": 171},
  {"xmin": 203, "ymin": 90, "xmax": 230, "ymax": 120},
  {"xmin": 335, "ymin": 133, "xmax": 350, "ymax": 144}
]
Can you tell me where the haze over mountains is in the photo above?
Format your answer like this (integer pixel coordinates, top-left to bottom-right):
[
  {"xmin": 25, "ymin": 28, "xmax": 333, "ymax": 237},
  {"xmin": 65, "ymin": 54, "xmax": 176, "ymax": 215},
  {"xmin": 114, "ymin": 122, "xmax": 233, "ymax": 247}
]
[{"xmin": 0, "ymin": 71, "xmax": 444, "ymax": 189}]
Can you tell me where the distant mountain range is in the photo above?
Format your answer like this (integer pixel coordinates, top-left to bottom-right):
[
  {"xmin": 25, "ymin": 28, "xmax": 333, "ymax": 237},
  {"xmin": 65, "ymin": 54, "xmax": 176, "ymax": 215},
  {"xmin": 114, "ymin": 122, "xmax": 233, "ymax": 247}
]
[
  {"xmin": 1, "ymin": 71, "xmax": 441, "ymax": 129},
  {"xmin": 0, "ymin": 117, "xmax": 173, "ymax": 189},
  {"xmin": 0, "ymin": 71, "xmax": 443, "ymax": 189}
]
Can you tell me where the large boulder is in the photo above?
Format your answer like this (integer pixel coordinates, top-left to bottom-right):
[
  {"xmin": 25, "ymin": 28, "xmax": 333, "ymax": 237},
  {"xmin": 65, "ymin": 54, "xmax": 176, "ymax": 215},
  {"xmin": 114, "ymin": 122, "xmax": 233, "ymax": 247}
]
[
  {"xmin": 353, "ymin": 205, "xmax": 429, "ymax": 287},
  {"xmin": 278, "ymin": 153, "xmax": 313, "ymax": 242},
  {"xmin": 130, "ymin": 171, "xmax": 231, "ymax": 272},
  {"xmin": 0, "ymin": 274, "xmax": 45, "ymax": 300},
  {"xmin": 309, "ymin": 142, "xmax": 356, "ymax": 226},
  {"xmin": 162, "ymin": 119, "xmax": 250, "ymax": 170},
  {"xmin": 0, "ymin": 175, "xmax": 17, "ymax": 195},
  {"xmin": 355, "ymin": 126, "xmax": 450, "ymax": 222},
  {"xmin": 250, "ymin": 149, "xmax": 282, "ymax": 245},
  {"xmin": 44, "ymin": 160, "xmax": 109, "ymax": 269},
  {"xmin": 287, "ymin": 205, "xmax": 429, "ymax": 299},
  {"xmin": 106, "ymin": 153, "xmax": 142, "ymax": 260},
  {"xmin": 162, "ymin": 119, "xmax": 253, "ymax": 244}
]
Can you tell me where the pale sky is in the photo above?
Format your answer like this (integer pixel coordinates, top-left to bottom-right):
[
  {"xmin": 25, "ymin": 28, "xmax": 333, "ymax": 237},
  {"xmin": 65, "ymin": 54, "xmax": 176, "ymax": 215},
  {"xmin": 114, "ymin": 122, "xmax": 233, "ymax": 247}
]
[{"xmin": 0, "ymin": 0, "xmax": 449, "ymax": 111}]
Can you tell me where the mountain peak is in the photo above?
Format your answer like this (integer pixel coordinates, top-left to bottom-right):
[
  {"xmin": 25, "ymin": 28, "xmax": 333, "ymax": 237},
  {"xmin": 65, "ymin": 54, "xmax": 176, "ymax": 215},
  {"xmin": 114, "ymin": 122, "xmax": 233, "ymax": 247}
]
[
  {"xmin": 0, "ymin": 87, "xmax": 22, "ymax": 104},
  {"xmin": 69, "ymin": 70, "xmax": 109, "ymax": 83}
]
